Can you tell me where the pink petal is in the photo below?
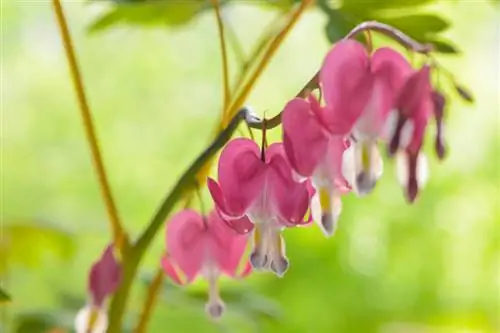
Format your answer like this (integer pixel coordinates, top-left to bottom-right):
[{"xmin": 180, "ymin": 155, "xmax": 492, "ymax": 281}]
[
  {"xmin": 206, "ymin": 211, "xmax": 250, "ymax": 277},
  {"xmin": 282, "ymin": 98, "xmax": 329, "ymax": 177},
  {"xmin": 166, "ymin": 209, "xmax": 205, "ymax": 283},
  {"xmin": 89, "ymin": 244, "xmax": 122, "ymax": 307},
  {"xmin": 371, "ymin": 47, "xmax": 412, "ymax": 94},
  {"xmin": 238, "ymin": 261, "xmax": 253, "ymax": 278},
  {"xmin": 353, "ymin": 48, "xmax": 411, "ymax": 140},
  {"xmin": 207, "ymin": 178, "xmax": 236, "ymax": 219},
  {"xmin": 396, "ymin": 66, "xmax": 432, "ymax": 119},
  {"xmin": 396, "ymin": 66, "xmax": 434, "ymax": 154},
  {"xmin": 325, "ymin": 136, "xmax": 350, "ymax": 189},
  {"xmin": 208, "ymin": 179, "xmax": 255, "ymax": 234},
  {"xmin": 267, "ymin": 152, "xmax": 310, "ymax": 226},
  {"xmin": 217, "ymin": 138, "xmax": 266, "ymax": 217},
  {"xmin": 320, "ymin": 40, "xmax": 372, "ymax": 135},
  {"xmin": 224, "ymin": 215, "xmax": 255, "ymax": 234},
  {"xmin": 407, "ymin": 100, "xmax": 433, "ymax": 154},
  {"xmin": 161, "ymin": 255, "xmax": 184, "ymax": 285}
]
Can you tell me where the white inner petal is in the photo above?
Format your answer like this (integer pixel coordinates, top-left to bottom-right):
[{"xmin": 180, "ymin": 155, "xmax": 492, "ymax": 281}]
[
  {"xmin": 341, "ymin": 144, "xmax": 357, "ymax": 188},
  {"xmin": 396, "ymin": 151, "xmax": 430, "ymax": 189},
  {"xmin": 353, "ymin": 83, "xmax": 384, "ymax": 140},
  {"xmin": 311, "ymin": 191, "xmax": 322, "ymax": 224},
  {"xmin": 381, "ymin": 109, "xmax": 399, "ymax": 141},
  {"xmin": 396, "ymin": 151, "xmax": 409, "ymax": 188},
  {"xmin": 311, "ymin": 186, "xmax": 342, "ymax": 237},
  {"xmin": 75, "ymin": 305, "xmax": 108, "ymax": 333},
  {"xmin": 416, "ymin": 152, "xmax": 430, "ymax": 188},
  {"xmin": 371, "ymin": 143, "xmax": 384, "ymax": 179},
  {"xmin": 399, "ymin": 120, "xmax": 415, "ymax": 149}
]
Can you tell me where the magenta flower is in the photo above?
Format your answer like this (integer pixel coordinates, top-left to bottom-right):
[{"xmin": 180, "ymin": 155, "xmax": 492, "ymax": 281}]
[
  {"xmin": 282, "ymin": 95, "xmax": 351, "ymax": 237},
  {"xmin": 319, "ymin": 39, "xmax": 413, "ymax": 195},
  {"xmin": 387, "ymin": 65, "xmax": 437, "ymax": 203},
  {"xmin": 207, "ymin": 138, "xmax": 311, "ymax": 276},
  {"xmin": 161, "ymin": 209, "xmax": 251, "ymax": 319},
  {"xmin": 75, "ymin": 244, "xmax": 122, "ymax": 333}
]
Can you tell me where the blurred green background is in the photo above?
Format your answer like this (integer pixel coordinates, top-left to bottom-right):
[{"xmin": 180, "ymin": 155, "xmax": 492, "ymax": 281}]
[{"xmin": 2, "ymin": 0, "xmax": 499, "ymax": 332}]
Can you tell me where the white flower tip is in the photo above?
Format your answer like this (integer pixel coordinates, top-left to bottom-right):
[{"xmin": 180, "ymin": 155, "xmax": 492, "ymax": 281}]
[
  {"xmin": 320, "ymin": 213, "xmax": 336, "ymax": 237},
  {"xmin": 396, "ymin": 151, "xmax": 430, "ymax": 201},
  {"xmin": 74, "ymin": 305, "xmax": 108, "ymax": 333},
  {"xmin": 270, "ymin": 256, "xmax": 289, "ymax": 278},
  {"xmin": 355, "ymin": 171, "xmax": 377, "ymax": 196},
  {"xmin": 205, "ymin": 299, "xmax": 225, "ymax": 320},
  {"xmin": 249, "ymin": 251, "xmax": 268, "ymax": 270},
  {"xmin": 416, "ymin": 153, "xmax": 430, "ymax": 188}
]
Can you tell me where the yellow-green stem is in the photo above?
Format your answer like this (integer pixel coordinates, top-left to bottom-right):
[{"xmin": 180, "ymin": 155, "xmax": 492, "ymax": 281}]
[
  {"xmin": 133, "ymin": 269, "xmax": 164, "ymax": 333},
  {"xmin": 211, "ymin": 0, "xmax": 231, "ymax": 120},
  {"xmin": 225, "ymin": 0, "xmax": 314, "ymax": 120},
  {"xmin": 50, "ymin": 0, "xmax": 127, "ymax": 251}
]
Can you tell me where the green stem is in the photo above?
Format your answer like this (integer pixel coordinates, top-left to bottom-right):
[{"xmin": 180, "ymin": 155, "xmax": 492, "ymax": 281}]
[
  {"xmin": 107, "ymin": 108, "xmax": 255, "ymax": 332},
  {"xmin": 51, "ymin": 0, "xmax": 128, "ymax": 252}
]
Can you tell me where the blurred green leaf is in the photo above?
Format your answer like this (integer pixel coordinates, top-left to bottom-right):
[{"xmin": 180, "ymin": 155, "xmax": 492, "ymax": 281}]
[
  {"xmin": 140, "ymin": 274, "xmax": 282, "ymax": 329},
  {"xmin": 14, "ymin": 312, "xmax": 57, "ymax": 333},
  {"xmin": 428, "ymin": 38, "xmax": 460, "ymax": 53},
  {"xmin": 0, "ymin": 221, "xmax": 75, "ymax": 274},
  {"xmin": 89, "ymin": 1, "xmax": 207, "ymax": 33},
  {"xmin": 453, "ymin": 82, "xmax": 475, "ymax": 103},
  {"xmin": 0, "ymin": 287, "xmax": 11, "ymax": 302},
  {"xmin": 376, "ymin": 14, "xmax": 450, "ymax": 41},
  {"xmin": 324, "ymin": 10, "xmax": 355, "ymax": 44},
  {"xmin": 341, "ymin": 0, "xmax": 434, "ymax": 13}
]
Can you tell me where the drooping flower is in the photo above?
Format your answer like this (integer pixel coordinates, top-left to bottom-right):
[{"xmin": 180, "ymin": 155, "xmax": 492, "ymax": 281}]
[
  {"xmin": 282, "ymin": 95, "xmax": 351, "ymax": 237},
  {"xmin": 207, "ymin": 138, "xmax": 311, "ymax": 277},
  {"xmin": 161, "ymin": 209, "xmax": 251, "ymax": 319},
  {"xmin": 75, "ymin": 244, "xmax": 122, "ymax": 333},
  {"xmin": 387, "ymin": 65, "xmax": 439, "ymax": 203},
  {"xmin": 319, "ymin": 39, "xmax": 413, "ymax": 195}
]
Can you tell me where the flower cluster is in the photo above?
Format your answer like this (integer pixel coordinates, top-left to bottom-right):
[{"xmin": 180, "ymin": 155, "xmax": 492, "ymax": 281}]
[{"xmin": 160, "ymin": 38, "xmax": 450, "ymax": 318}]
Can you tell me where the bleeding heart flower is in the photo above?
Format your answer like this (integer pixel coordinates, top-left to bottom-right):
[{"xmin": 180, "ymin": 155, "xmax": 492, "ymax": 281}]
[
  {"xmin": 75, "ymin": 244, "xmax": 122, "ymax": 333},
  {"xmin": 386, "ymin": 65, "xmax": 439, "ymax": 203},
  {"xmin": 282, "ymin": 95, "xmax": 351, "ymax": 237},
  {"xmin": 319, "ymin": 39, "xmax": 413, "ymax": 195},
  {"xmin": 208, "ymin": 138, "xmax": 311, "ymax": 277},
  {"xmin": 161, "ymin": 209, "xmax": 251, "ymax": 319}
]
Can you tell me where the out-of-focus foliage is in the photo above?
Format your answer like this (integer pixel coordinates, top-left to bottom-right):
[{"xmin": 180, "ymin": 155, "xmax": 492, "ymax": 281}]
[
  {"xmin": 0, "ymin": 287, "xmax": 11, "ymax": 302},
  {"xmin": 89, "ymin": 0, "xmax": 459, "ymax": 54},
  {"xmin": 140, "ymin": 274, "xmax": 283, "ymax": 333},
  {"xmin": 1, "ymin": 221, "xmax": 76, "ymax": 274},
  {"xmin": 13, "ymin": 312, "xmax": 58, "ymax": 333}
]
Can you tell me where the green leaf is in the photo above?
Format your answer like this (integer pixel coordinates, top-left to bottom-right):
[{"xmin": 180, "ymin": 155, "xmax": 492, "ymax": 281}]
[
  {"xmin": 324, "ymin": 10, "xmax": 356, "ymax": 44},
  {"xmin": 428, "ymin": 38, "xmax": 460, "ymax": 54},
  {"xmin": 184, "ymin": 284, "xmax": 282, "ymax": 321},
  {"xmin": 0, "ymin": 287, "xmax": 11, "ymax": 303},
  {"xmin": 142, "ymin": 274, "xmax": 283, "ymax": 327},
  {"xmin": 375, "ymin": 14, "xmax": 450, "ymax": 42},
  {"xmin": 14, "ymin": 312, "xmax": 57, "ymax": 333},
  {"xmin": 453, "ymin": 83, "xmax": 474, "ymax": 103},
  {"xmin": 341, "ymin": 0, "xmax": 435, "ymax": 14},
  {"xmin": 1, "ymin": 220, "xmax": 76, "ymax": 274},
  {"xmin": 89, "ymin": 1, "xmax": 207, "ymax": 33}
]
